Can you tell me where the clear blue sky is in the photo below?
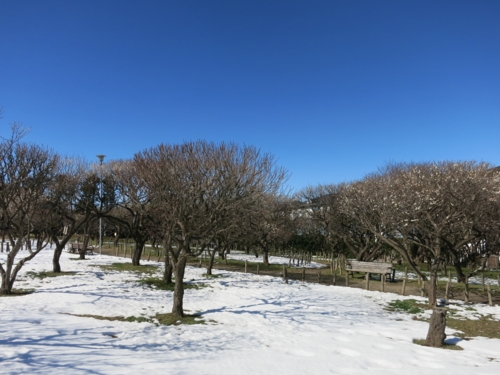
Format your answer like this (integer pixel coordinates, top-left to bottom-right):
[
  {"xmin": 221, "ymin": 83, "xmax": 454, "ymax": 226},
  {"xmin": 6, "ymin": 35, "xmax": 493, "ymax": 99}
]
[{"xmin": 1, "ymin": 0, "xmax": 499, "ymax": 191}]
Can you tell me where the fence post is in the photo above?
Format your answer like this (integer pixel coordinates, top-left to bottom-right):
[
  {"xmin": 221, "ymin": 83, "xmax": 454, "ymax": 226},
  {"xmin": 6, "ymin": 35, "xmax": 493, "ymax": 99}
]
[
  {"xmin": 487, "ymin": 284, "xmax": 493, "ymax": 306},
  {"xmin": 401, "ymin": 267, "xmax": 408, "ymax": 296},
  {"xmin": 464, "ymin": 276, "xmax": 469, "ymax": 303}
]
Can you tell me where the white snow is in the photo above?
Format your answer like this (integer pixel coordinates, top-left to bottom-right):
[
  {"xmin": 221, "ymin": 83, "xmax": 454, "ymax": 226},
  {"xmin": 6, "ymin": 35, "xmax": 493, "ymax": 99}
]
[
  {"xmin": 1, "ymin": 248, "xmax": 500, "ymax": 374},
  {"xmin": 226, "ymin": 251, "xmax": 326, "ymax": 268}
]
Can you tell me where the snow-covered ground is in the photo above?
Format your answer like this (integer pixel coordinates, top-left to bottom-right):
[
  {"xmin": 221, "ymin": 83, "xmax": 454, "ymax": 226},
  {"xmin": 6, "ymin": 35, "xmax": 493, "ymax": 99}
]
[
  {"xmin": 394, "ymin": 270, "xmax": 500, "ymax": 286},
  {"xmin": 1, "ymin": 248, "xmax": 500, "ymax": 374},
  {"xmin": 226, "ymin": 252, "xmax": 326, "ymax": 268}
]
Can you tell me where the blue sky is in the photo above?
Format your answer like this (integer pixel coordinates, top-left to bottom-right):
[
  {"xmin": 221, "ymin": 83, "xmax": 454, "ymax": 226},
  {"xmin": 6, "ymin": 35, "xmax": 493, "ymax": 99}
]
[{"xmin": 1, "ymin": 0, "xmax": 499, "ymax": 191}]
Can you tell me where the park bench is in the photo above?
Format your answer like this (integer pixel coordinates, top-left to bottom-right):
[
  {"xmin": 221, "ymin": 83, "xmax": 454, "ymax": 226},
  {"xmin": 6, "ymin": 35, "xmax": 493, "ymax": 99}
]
[
  {"xmin": 69, "ymin": 243, "xmax": 94, "ymax": 255},
  {"xmin": 345, "ymin": 260, "xmax": 395, "ymax": 282}
]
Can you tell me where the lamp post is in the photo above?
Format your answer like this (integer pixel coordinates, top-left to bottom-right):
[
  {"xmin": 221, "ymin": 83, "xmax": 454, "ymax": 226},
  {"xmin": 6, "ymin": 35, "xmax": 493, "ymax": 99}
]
[{"xmin": 96, "ymin": 154, "xmax": 105, "ymax": 255}]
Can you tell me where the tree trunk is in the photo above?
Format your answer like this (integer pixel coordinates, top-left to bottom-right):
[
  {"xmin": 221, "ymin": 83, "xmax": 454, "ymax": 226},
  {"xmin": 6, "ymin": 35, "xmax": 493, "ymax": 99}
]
[
  {"xmin": 53, "ymin": 245, "xmax": 64, "ymax": 272},
  {"xmin": 172, "ymin": 256, "xmax": 187, "ymax": 317},
  {"xmin": 263, "ymin": 249, "xmax": 269, "ymax": 266},
  {"xmin": 453, "ymin": 263, "xmax": 466, "ymax": 283},
  {"xmin": 0, "ymin": 272, "xmax": 11, "ymax": 295},
  {"xmin": 132, "ymin": 240, "xmax": 145, "ymax": 266},
  {"xmin": 79, "ymin": 232, "xmax": 91, "ymax": 260},
  {"xmin": 206, "ymin": 249, "xmax": 216, "ymax": 275},
  {"xmin": 428, "ymin": 263, "xmax": 438, "ymax": 307},
  {"xmin": 1, "ymin": 244, "xmax": 26, "ymax": 294},
  {"xmin": 162, "ymin": 240, "xmax": 173, "ymax": 283},
  {"xmin": 426, "ymin": 308, "xmax": 447, "ymax": 347},
  {"xmin": 78, "ymin": 248, "xmax": 86, "ymax": 260}
]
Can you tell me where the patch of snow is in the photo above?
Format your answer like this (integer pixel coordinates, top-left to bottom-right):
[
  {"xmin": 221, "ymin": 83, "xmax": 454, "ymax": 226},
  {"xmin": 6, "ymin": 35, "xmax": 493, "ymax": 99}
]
[{"xmin": 0, "ymin": 248, "xmax": 499, "ymax": 374}]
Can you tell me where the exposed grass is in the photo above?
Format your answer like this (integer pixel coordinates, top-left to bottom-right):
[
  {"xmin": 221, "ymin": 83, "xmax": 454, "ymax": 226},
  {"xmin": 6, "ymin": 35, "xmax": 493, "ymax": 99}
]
[
  {"xmin": 65, "ymin": 313, "xmax": 152, "ymax": 323},
  {"xmin": 27, "ymin": 271, "xmax": 77, "ymax": 279},
  {"xmin": 138, "ymin": 277, "xmax": 205, "ymax": 291},
  {"xmin": 155, "ymin": 313, "xmax": 206, "ymax": 326},
  {"xmin": 65, "ymin": 312, "xmax": 207, "ymax": 326},
  {"xmin": 386, "ymin": 299, "xmax": 424, "ymax": 314},
  {"xmin": 0, "ymin": 288, "xmax": 35, "ymax": 297},
  {"xmin": 387, "ymin": 300, "xmax": 500, "ymax": 340},
  {"xmin": 447, "ymin": 315, "xmax": 500, "ymax": 340},
  {"xmin": 412, "ymin": 339, "xmax": 463, "ymax": 350},
  {"xmin": 69, "ymin": 257, "xmax": 90, "ymax": 261},
  {"xmin": 99, "ymin": 262, "xmax": 159, "ymax": 274}
]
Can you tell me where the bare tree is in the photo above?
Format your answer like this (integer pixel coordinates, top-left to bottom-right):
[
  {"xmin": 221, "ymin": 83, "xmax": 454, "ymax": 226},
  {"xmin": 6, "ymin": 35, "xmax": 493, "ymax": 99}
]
[
  {"xmin": 340, "ymin": 161, "xmax": 499, "ymax": 306},
  {"xmin": 249, "ymin": 194, "xmax": 294, "ymax": 266},
  {"xmin": 135, "ymin": 141, "xmax": 287, "ymax": 317},
  {"xmin": 108, "ymin": 159, "xmax": 155, "ymax": 266},
  {"xmin": 0, "ymin": 125, "xmax": 58, "ymax": 294},
  {"xmin": 42, "ymin": 158, "xmax": 105, "ymax": 270},
  {"xmin": 301, "ymin": 184, "xmax": 383, "ymax": 261}
]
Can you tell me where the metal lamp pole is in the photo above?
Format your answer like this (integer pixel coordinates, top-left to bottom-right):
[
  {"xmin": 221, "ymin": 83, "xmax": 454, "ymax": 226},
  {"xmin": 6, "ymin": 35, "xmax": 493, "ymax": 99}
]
[{"xmin": 97, "ymin": 154, "xmax": 105, "ymax": 255}]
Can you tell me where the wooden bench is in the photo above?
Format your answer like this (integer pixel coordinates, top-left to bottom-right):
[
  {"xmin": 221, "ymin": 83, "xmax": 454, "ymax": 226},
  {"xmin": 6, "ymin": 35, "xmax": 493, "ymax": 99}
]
[
  {"xmin": 346, "ymin": 260, "xmax": 395, "ymax": 282},
  {"xmin": 69, "ymin": 243, "xmax": 94, "ymax": 255}
]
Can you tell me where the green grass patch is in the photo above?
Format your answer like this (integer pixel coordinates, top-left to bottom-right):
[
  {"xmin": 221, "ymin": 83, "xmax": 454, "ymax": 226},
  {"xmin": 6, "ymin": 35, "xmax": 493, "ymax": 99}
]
[
  {"xmin": 69, "ymin": 257, "xmax": 90, "ymax": 261},
  {"xmin": 401, "ymin": 304, "xmax": 500, "ymax": 341},
  {"xmin": 99, "ymin": 262, "xmax": 159, "ymax": 274},
  {"xmin": 447, "ymin": 315, "xmax": 500, "ymax": 340},
  {"xmin": 65, "ymin": 313, "xmax": 153, "ymax": 323},
  {"xmin": 66, "ymin": 312, "xmax": 208, "ymax": 326},
  {"xmin": 27, "ymin": 271, "xmax": 77, "ymax": 279},
  {"xmin": 412, "ymin": 339, "xmax": 463, "ymax": 350},
  {"xmin": 124, "ymin": 316, "xmax": 151, "ymax": 323},
  {"xmin": 138, "ymin": 277, "xmax": 205, "ymax": 291},
  {"xmin": 155, "ymin": 313, "xmax": 206, "ymax": 326},
  {"xmin": 0, "ymin": 288, "xmax": 35, "ymax": 297},
  {"xmin": 387, "ymin": 299, "xmax": 425, "ymax": 314}
]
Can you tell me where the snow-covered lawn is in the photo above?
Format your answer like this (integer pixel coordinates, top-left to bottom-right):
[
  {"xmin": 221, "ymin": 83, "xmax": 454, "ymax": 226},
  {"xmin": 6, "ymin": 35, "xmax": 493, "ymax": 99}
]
[
  {"xmin": 226, "ymin": 252, "xmax": 326, "ymax": 268},
  {"xmin": 1, "ymin": 249, "xmax": 500, "ymax": 374}
]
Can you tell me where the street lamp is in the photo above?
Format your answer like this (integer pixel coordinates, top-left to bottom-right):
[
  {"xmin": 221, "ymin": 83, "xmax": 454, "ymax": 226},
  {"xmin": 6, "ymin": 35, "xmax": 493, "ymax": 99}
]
[{"xmin": 96, "ymin": 154, "xmax": 105, "ymax": 255}]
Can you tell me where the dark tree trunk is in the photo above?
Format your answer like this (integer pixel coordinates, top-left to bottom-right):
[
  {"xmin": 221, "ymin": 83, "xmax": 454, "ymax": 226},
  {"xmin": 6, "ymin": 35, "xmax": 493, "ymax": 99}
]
[
  {"xmin": 172, "ymin": 256, "xmax": 187, "ymax": 317},
  {"xmin": 426, "ymin": 308, "xmax": 447, "ymax": 347},
  {"xmin": 53, "ymin": 245, "xmax": 64, "ymax": 272},
  {"xmin": 453, "ymin": 263, "xmax": 466, "ymax": 283},
  {"xmin": 163, "ymin": 251, "xmax": 173, "ymax": 284},
  {"xmin": 263, "ymin": 249, "xmax": 269, "ymax": 266},
  {"xmin": 0, "ymin": 272, "xmax": 11, "ymax": 295},
  {"xmin": 132, "ymin": 240, "xmax": 145, "ymax": 266},
  {"xmin": 79, "ymin": 232, "xmax": 91, "ymax": 260},
  {"xmin": 206, "ymin": 249, "xmax": 216, "ymax": 275},
  {"xmin": 428, "ymin": 263, "xmax": 438, "ymax": 307}
]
